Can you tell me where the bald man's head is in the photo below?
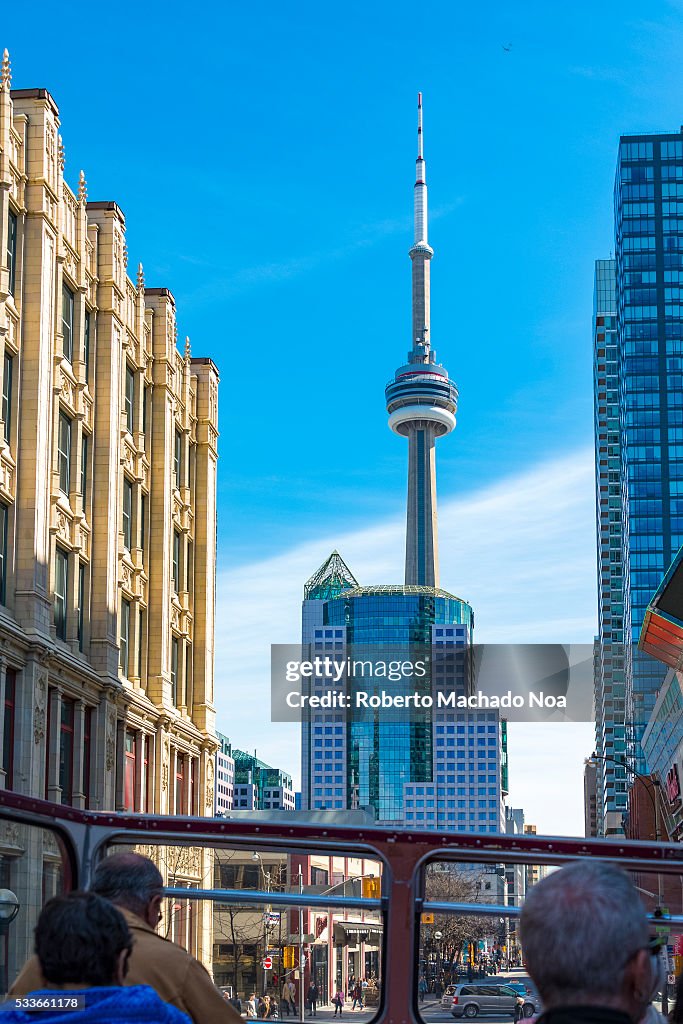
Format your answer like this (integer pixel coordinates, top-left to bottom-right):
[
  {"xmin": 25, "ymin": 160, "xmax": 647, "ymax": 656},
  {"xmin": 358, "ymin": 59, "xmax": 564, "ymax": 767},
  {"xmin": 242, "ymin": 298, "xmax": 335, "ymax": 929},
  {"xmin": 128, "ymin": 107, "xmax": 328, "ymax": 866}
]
[{"xmin": 92, "ymin": 852, "xmax": 164, "ymax": 920}]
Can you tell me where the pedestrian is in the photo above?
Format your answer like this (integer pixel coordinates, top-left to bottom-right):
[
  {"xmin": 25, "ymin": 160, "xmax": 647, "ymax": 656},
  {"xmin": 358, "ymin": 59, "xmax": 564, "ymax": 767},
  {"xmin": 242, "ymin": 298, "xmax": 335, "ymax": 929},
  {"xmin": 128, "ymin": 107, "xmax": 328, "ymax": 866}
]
[
  {"xmin": 333, "ymin": 986, "xmax": 344, "ymax": 1017},
  {"xmin": 519, "ymin": 860, "xmax": 664, "ymax": 1024},
  {"xmin": 514, "ymin": 996, "xmax": 525, "ymax": 1022},
  {"xmin": 285, "ymin": 980, "xmax": 297, "ymax": 1016},
  {"xmin": 352, "ymin": 983, "xmax": 364, "ymax": 1010},
  {"xmin": 418, "ymin": 977, "xmax": 427, "ymax": 1004},
  {"xmin": 258, "ymin": 996, "xmax": 268, "ymax": 1018},
  {"xmin": 435, "ymin": 979, "xmax": 443, "ymax": 1000},
  {"xmin": 306, "ymin": 981, "xmax": 318, "ymax": 1017},
  {"xmin": 0, "ymin": 891, "xmax": 190, "ymax": 1024},
  {"xmin": 10, "ymin": 852, "xmax": 240, "ymax": 1024},
  {"xmin": 247, "ymin": 995, "xmax": 258, "ymax": 1018},
  {"xmin": 280, "ymin": 986, "xmax": 290, "ymax": 1017},
  {"xmin": 269, "ymin": 996, "xmax": 279, "ymax": 1019}
]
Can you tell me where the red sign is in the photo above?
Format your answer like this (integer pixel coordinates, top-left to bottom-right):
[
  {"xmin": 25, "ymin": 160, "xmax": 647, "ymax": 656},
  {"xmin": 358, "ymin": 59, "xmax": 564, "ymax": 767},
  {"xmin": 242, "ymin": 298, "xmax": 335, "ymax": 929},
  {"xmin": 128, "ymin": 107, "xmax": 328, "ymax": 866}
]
[
  {"xmin": 263, "ymin": 957, "xmax": 273, "ymax": 970},
  {"xmin": 666, "ymin": 764, "xmax": 681, "ymax": 804}
]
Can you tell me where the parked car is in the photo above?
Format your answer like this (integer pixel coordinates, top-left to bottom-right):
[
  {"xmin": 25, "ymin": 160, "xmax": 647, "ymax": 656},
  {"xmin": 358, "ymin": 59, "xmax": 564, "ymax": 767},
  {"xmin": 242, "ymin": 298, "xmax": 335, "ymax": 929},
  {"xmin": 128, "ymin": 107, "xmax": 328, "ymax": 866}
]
[
  {"xmin": 449, "ymin": 983, "xmax": 538, "ymax": 1018},
  {"xmin": 441, "ymin": 986, "xmax": 457, "ymax": 1007}
]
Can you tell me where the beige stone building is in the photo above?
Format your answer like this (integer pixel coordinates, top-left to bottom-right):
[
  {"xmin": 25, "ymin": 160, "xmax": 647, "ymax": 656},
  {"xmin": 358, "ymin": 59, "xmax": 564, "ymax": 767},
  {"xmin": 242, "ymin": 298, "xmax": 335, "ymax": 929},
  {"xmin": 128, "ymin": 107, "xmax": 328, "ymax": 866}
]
[{"xmin": 0, "ymin": 51, "xmax": 220, "ymax": 978}]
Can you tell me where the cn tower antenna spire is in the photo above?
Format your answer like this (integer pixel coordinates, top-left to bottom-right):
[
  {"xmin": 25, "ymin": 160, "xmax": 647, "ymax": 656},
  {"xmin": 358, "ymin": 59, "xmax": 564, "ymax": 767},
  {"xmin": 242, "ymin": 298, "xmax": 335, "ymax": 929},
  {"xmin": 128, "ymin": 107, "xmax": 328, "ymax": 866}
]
[
  {"xmin": 410, "ymin": 92, "xmax": 433, "ymax": 358},
  {"xmin": 385, "ymin": 93, "xmax": 459, "ymax": 589}
]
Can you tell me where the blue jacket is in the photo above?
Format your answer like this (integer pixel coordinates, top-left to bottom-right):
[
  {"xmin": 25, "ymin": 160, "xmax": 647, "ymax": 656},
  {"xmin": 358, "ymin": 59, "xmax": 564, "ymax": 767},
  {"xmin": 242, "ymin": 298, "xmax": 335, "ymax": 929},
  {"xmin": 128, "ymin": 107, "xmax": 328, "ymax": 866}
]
[{"xmin": 1, "ymin": 985, "xmax": 192, "ymax": 1024}]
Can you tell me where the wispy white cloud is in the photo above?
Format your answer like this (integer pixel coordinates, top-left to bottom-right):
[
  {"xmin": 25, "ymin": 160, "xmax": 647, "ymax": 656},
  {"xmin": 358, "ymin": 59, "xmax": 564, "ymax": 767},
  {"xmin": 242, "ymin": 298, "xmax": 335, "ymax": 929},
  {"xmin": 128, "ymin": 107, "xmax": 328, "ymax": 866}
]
[
  {"xmin": 181, "ymin": 201, "xmax": 463, "ymax": 305},
  {"xmin": 215, "ymin": 447, "xmax": 596, "ymax": 835}
]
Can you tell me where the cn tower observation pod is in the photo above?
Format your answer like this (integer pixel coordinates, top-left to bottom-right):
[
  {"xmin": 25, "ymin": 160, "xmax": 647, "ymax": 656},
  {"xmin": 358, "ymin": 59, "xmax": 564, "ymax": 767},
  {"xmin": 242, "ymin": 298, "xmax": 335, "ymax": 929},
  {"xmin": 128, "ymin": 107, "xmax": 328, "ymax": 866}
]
[{"xmin": 385, "ymin": 363, "xmax": 458, "ymax": 437}]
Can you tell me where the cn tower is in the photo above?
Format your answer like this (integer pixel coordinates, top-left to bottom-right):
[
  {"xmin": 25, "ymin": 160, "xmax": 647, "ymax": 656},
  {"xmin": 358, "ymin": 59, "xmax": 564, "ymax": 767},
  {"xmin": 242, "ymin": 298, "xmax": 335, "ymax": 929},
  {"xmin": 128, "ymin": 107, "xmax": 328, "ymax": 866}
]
[{"xmin": 385, "ymin": 94, "xmax": 458, "ymax": 588}]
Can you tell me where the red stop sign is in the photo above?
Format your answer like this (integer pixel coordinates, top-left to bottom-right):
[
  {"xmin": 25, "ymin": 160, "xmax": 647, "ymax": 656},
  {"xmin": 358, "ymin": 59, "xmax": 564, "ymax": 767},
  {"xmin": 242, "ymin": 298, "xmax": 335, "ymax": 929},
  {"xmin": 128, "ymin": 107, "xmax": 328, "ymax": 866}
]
[{"xmin": 263, "ymin": 957, "xmax": 273, "ymax": 970}]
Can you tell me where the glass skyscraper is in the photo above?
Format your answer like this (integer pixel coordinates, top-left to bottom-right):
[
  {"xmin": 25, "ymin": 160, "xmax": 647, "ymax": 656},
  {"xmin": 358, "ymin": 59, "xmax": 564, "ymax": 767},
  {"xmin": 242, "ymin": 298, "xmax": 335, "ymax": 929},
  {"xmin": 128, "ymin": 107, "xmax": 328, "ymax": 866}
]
[
  {"xmin": 593, "ymin": 259, "xmax": 628, "ymax": 834},
  {"xmin": 300, "ymin": 557, "xmax": 506, "ymax": 830},
  {"xmin": 593, "ymin": 130, "xmax": 683, "ymax": 829}
]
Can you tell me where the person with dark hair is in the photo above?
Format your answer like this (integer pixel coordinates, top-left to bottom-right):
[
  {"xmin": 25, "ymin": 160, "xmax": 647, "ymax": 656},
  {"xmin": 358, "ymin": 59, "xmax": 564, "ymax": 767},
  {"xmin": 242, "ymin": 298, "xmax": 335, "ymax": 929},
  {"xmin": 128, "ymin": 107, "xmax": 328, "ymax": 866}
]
[
  {"xmin": 9, "ymin": 852, "xmax": 240, "ymax": 1024},
  {"xmin": 519, "ymin": 860, "xmax": 665, "ymax": 1024},
  {"xmin": 1, "ymin": 892, "xmax": 189, "ymax": 1023}
]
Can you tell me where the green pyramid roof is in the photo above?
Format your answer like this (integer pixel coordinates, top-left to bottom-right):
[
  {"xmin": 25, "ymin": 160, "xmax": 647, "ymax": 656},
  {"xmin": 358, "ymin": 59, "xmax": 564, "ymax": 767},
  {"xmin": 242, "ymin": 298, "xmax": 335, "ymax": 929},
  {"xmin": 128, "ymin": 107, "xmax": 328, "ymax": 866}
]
[{"xmin": 304, "ymin": 550, "xmax": 359, "ymax": 601}]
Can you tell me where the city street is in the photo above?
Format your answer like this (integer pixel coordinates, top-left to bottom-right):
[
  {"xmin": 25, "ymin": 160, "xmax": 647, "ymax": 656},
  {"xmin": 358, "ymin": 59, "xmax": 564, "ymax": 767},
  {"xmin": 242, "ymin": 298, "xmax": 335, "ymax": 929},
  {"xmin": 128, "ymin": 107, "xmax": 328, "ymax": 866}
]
[
  {"xmin": 278, "ymin": 1007, "xmax": 511, "ymax": 1024},
  {"xmin": 279, "ymin": 1005, "xmax": 515, "ymax": 1024},
  {"xmin": 275, "ymin": 969, "xmax": 539, "ymax": 1023}
]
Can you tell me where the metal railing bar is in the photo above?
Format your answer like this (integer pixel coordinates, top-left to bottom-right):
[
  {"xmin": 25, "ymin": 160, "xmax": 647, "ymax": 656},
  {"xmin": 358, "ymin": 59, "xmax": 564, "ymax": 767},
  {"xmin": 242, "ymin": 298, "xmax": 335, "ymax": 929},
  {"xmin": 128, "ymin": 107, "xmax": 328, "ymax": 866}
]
[
  {"xmin": 163, "ymin": 886, "xmax": 385, "ymax": 912},
  {"xmin": 421, "ymin": 900, "xmax": 683, "ymax": 926}
]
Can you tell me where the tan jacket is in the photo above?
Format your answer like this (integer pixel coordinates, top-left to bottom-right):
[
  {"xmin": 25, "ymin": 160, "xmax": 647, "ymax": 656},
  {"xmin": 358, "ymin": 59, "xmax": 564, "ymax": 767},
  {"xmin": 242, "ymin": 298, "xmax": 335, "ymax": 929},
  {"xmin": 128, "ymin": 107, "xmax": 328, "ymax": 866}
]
[{"xmin": 9, "ymin": 908, "xmax": 241, "ymax": 1024}]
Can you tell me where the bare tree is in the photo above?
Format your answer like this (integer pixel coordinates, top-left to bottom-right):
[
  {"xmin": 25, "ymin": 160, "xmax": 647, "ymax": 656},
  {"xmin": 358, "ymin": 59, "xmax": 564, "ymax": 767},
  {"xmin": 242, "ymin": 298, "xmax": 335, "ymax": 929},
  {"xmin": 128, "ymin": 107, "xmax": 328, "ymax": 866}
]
[
  {"xmin": 212, "ymin": 851, "xmax": 289, "ymax": 996},
  {"xmin": 423, "ymin": 867, "xmax": 493, "ymax": 979}
]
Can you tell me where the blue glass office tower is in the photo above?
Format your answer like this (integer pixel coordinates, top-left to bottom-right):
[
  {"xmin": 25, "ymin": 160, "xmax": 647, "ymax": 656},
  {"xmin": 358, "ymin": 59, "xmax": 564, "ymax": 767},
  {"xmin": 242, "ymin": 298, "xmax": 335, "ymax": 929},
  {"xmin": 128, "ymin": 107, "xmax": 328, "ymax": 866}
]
[
  {"xmin": 613, "ymin": 132, "xmax": 683, "ymax": 773},
  {"xmin": 300, "ymin": 100, "xmax": 506, "ymax": 831},
  {"xmin": 593, "ymin": 259, "xmax": 629, "ymax": 835},
  {"xmin": 300, "ymin": 558, "xmax": 505, "ymax": 830}
]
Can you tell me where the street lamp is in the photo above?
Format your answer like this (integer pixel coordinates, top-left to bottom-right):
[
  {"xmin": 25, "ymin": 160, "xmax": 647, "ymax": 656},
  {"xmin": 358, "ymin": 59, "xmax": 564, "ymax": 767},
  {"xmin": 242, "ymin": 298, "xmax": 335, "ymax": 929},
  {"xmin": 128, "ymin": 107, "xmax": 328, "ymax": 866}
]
[
  {"xmin": 0, "ymin": 890, "xmax": 19, "ymax": 936},
  {"xmin": 433, "ymin": 931, "xmax": 443, "ymax": 986}
]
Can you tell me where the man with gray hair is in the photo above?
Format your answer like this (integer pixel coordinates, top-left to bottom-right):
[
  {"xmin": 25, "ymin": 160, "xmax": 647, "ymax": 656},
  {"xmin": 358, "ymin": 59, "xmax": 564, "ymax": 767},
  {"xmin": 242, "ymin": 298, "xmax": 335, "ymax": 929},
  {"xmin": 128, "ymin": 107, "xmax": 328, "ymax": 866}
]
[
  {"xmin": 9, "ymin": 852, "xmax": 241, "ymax": 1024},
  {"xmin": 519, "ymin": 860, "xmax": 663, "ymax": 1024}
]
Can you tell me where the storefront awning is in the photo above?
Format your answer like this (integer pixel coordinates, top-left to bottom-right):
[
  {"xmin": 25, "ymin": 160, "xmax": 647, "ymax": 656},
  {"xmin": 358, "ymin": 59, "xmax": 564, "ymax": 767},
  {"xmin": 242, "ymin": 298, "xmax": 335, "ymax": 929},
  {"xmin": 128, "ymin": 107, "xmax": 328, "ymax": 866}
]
[
  {"xmin": 333, "ymin": 921, "xmax": 383, "ymax": 944},
  {"xmin": 639, "ymin": 546, "xmax": 683, "ymax": 668}
]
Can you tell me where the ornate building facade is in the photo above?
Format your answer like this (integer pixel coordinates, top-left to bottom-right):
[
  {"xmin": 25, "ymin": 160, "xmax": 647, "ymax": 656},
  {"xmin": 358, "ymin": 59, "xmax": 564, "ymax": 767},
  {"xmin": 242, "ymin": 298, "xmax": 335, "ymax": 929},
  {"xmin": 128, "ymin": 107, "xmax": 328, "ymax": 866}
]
[{"xmin": 0, "ymin": 51, "xmax": 220, "ymax": 977}]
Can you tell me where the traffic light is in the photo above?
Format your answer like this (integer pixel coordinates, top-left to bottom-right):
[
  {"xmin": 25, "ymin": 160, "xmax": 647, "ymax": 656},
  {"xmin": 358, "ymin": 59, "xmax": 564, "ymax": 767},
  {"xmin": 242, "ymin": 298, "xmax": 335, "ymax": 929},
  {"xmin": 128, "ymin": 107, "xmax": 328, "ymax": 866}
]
[
  {"xmin": 362, "ymin": 877, "xmax": 381, "ymax": 899},
  {"xmin": 283, "ymin": 946, "xmax": 295, "ymax": 969}
]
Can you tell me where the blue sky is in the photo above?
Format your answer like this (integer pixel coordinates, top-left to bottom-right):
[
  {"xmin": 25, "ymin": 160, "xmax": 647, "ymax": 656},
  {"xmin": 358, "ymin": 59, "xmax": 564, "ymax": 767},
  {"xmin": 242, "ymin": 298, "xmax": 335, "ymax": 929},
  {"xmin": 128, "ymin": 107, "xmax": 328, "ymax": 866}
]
[{"xmin": 7, "ymin": 0, "xmax": 683, "ymax": 832}]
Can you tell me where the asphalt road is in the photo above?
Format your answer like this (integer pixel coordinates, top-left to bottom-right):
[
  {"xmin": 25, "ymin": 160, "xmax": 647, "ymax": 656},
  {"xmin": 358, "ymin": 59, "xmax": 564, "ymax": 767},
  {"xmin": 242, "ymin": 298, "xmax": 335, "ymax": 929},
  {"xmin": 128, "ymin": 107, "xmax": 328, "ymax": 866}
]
[{"xmin": 277, "ymin": 1002, "xmax": 515, "ymax": 1024}]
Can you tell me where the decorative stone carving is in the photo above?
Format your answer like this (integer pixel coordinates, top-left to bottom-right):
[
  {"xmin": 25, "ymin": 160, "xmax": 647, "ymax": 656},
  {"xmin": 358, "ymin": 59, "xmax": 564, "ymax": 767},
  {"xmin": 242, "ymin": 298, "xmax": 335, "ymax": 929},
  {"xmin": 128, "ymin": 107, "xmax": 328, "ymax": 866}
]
[
  {"xmin": 175, "ymin": 846, "xmax": 201, "ymax": 878},
  {"xmin": 34, "ymin": 674, "xmax": 47, "ymax": 744},
  {"xmin": 83, "ymin": 394, "xmax": 93, "ymax": 429},
  {"xmin": 205, "ymin": 759, "xmax": 214, "ymax": 809},
  {"xmin": 105, "ymin": 708, "xmax": 116, "ymax": 772},
  {"xmin": 56, "ymin": 510, "xmax": 70, "ymax": 541},
  {"xmin": 43, "ymin": 830, "xmax": 59, "ymax": 856},
  {"xmin": 161, "ymin": 736, "xmax": 170, "ymax": 791},
  {"xmin": 45, "ymin": 124, "xmax": 56, "ymax": 171},
  {"xmin": 7, "ymin": 312, "xmax": 18, "ymax": 349},
  {"xmin": 60, "ymin": 370, "xmax": 75, "ymax": 408},
  {"xmin": 209, "ymin": 380, "xmax": 218, "ymax": 424},
  {"xmin": 3, "ymin": 821, "xmax": 20, "ymax": 847}
]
